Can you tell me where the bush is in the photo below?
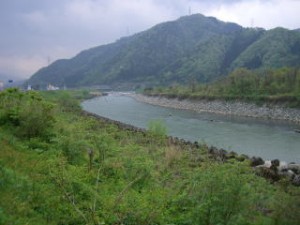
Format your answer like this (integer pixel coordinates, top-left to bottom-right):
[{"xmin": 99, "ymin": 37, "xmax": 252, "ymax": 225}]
[
  {"xmin": 147, "ymin": 119, "xmax": 167, "ymax": 137},
  {"xmin": 0, "ymin": 88, "xmax": 55, "ymax": 139}
]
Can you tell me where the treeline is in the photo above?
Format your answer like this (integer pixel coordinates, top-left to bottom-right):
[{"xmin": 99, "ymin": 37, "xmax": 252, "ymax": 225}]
[
  {"xmin": 145, "ymin": 67, "xmax": 300, "ymax": 106},
  {"xmin": 1, "ymin": 88, "xmax": 300, "ymax": 224}
]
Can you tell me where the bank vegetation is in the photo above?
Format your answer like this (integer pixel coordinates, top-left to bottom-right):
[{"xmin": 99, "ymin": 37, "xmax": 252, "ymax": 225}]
[
  {"xmin": 0, "ymin": 88, "xmax": 299, "ymax": 224},
  {"xmin": 144, "ymin": 67, "xmax": 300, "ymax": 108}
]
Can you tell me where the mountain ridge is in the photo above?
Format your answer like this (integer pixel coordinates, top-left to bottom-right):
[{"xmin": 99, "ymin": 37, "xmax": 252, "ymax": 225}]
[{"xmin": 28, "ymin": 14, "xmax": 300, "ymax": 89}]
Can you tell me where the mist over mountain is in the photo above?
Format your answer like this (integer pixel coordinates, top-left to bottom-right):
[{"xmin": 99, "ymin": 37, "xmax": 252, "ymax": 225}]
[{"xmin": 28, "ymin": 14, "xmax": 300, "ymax": 89}]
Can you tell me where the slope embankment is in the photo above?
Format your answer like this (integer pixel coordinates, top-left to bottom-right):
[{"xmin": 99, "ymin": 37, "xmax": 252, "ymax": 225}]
[{"xmin": 132, "ymin": 94, "xmax": 300, "ymax": 124}]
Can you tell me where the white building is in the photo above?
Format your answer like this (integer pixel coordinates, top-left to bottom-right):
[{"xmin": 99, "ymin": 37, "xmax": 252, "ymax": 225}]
[{"xmin": 47, "ymin": 84, "xmax": 59, "ymax": 91}]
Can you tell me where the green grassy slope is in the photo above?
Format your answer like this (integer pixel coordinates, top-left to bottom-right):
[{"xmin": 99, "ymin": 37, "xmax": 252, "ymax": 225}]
[{"xmin": 0, "ymin": 89, "xmax": 299, "ymax": 224}]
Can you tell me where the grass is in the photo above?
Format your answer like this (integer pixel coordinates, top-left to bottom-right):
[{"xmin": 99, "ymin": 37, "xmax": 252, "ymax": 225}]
[{"xmin": 0, "ymin": 89, "xmax": 299, "ymax": 224}]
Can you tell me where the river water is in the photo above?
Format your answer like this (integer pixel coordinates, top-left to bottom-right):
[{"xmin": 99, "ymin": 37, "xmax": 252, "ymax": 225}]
[{"xmin": 82, "ymin": 93, "xmax": 300, "ymax": 163}]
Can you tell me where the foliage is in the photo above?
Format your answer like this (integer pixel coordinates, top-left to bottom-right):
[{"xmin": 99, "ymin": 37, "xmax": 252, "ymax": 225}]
[
  {"xmin": 28, "ymin": 14, "xmax": 300, "ymax": 88},
  {"xmin": 0, "ymin": 89, "xmax": 299, "ymax": 224},
  {"xmin": 147, "ymin": 119, "xmax": 168, "ymax": 147},
  {"xmin": 147, "ymin": 119, "xmax": 167, "ymax": 137},
  {"xmin": 145, "ymin": 67, "xmax": 300, "ymax": 107},
  {"xmin": 231, "ymin": 28, "xmax": 300, "ymax": 70},
  {"xmin": 0, "ymin": 88, "xmax": 55, "ymax": 139}
]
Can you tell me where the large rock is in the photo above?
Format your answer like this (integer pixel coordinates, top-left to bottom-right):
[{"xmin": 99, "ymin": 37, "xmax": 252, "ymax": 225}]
[
  {"xmin": 250, "ymin": 157, "xmax": 265, "ymax": 167},
  {"xmin": 226, "ymin": 151, "xmax": 238, "ymax": 159},
  {"xmin": 292, "ymin": 175, "xmax": 300, "ymax": 186},
  {"xmin": 255, "ymin": 167, "xmax": 280, "ymax": 182},
  {"xmin": 287, "ymin": 164, "xmax": 300, "ymax": 175},
  {"xmin": 271, "ymin": 159, "xmax": 280, "ymax": 167},
  {"xmin": 208, "ymin": 147, "xmax": 227, "ymax": 162}
]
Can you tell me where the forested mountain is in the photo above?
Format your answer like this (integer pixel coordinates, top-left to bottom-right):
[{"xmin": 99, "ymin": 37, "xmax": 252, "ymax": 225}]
[{"xmin": 28, "ymin": 14, "xmax": 300, "ymax": 88}]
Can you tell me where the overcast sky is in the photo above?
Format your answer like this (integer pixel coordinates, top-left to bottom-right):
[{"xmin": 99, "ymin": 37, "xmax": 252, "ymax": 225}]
[{"xmin": 1, "ymin": 0, "xmax": 300, "ymax": 80}]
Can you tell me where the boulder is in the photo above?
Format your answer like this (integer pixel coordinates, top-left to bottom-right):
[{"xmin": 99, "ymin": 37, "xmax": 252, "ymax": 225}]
[
  {"xmin": 193, "ymin": 141, "xmax": 199, "ymax": 148},
  {"xmin": 292, "ymin": 175, "xmax": 300, "ymax": 186},
  {"xmin": 286, "ymin": 170, "xmax": 296, "ymax": 179},
  {"xmin": 271, "ymin": 159, "xmax": 280, "ymax": 167},
  {"xmin": 226, "ymin": 151, "xmax": 237, "ymax": 159},
  {"xmin": 250, "ymin": 157, "xmax": 265, "ymax": 167},
  {"xmin": 208, "ymin": 147, "xmax": 227, "ymax": 162},
  {"xmin": 255, "ymin": 167, "xmax": 280, "ymax": 182},
  {"xmin": 287, "ymin": 164, "xmax": 300, "ymax": 175},
  {"xmin": 218, "ymin": 149, "xmax": 227, "ymax": 162}
]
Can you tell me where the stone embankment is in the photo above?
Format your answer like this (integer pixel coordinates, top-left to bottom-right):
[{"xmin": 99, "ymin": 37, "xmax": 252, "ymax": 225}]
[
  {"xmin": 128, "ymin": 94, "xmax": 300, "ymax": 185},
  {"xmin": 132, "ymin": 94, "xmax": 300, "ymax": 124},
  {"xmin": 83, "ymin": 110, "xmax": 300, "ymax": 186},
  {"xmin": 251, "ymin": 158, "xmax": 300, "ymax": 186}
]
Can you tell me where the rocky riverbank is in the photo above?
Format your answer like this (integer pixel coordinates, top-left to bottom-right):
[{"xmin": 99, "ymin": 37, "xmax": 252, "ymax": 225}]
[
  {"xmin": 83, "ymin": 110, "xmax": 300, "ymax": 186},
  {"xmin": 131, "ymin": 94, "xmax": 300, "ymax": 124}
]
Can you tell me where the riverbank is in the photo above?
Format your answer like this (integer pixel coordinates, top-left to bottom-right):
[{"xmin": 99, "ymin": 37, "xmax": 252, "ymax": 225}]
[
  {"xmin": 1, "ymin": 89, "xmax": 299, "ymax": 224},
  {"xmin": 131, "ymin": 94, "xmax": 300, "ymax": 124},
  {"xmin": 83, "ymin": 110, "xmax": 300, "ymax": 185}
]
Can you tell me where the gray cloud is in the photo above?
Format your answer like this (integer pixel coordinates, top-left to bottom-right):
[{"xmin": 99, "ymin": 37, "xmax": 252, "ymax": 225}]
[{"xmin": 0, "ymin": 0, "xmax": 299, "ymax": 79}]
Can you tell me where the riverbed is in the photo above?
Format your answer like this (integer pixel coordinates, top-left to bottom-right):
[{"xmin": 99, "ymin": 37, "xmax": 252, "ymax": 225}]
[{"xmin": 81, "ymin": 93, "xmax": 300, "ymax": 163}]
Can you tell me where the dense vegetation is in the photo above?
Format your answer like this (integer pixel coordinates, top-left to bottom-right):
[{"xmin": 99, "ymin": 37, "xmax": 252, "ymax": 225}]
[
  {"xmin": 28, "ymin": 14, "xmax": 300, "ymax": 89},
  {"xmin": 144, "ymin": 67, "xmax": 300, "ymax": 107},
  {"xmin": 0, "ymin": 88, "xmax": 300, "ymax": 224}
]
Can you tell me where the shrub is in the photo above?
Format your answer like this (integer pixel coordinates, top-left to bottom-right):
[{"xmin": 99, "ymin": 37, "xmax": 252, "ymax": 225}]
[
  {"xmin": 0, "ymin": 88, "xmax": 55, "ymax": 139},
  {"xmin": 147, "ymin": 119, "xmax": 168, "ymax": 147},
  {"xmin": 147, "ymin": 119, "xmax": 167, "ymax": 137}
]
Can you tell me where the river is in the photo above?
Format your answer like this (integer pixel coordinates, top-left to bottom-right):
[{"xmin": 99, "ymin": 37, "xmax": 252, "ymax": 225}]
[{"xmin": 81, "ymin": 93, "xmax": 300, "ymax": 163}]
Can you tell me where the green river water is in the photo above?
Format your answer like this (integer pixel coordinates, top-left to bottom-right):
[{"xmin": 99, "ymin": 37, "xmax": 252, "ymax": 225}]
[{"xmin": 82, "ymin": 93, "xmax": 300, "ymax": 163}]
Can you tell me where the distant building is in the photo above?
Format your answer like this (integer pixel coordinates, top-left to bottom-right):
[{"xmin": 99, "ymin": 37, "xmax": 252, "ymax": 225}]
[{"xmin": 47, "ymin": 84, "xmax": 59, "ymax": 91}]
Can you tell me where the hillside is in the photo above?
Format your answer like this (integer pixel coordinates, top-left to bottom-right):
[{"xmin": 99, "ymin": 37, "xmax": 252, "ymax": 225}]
[{"xmin": 28, "ymin": 14, "xmax": 300, "ymax": 89}]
